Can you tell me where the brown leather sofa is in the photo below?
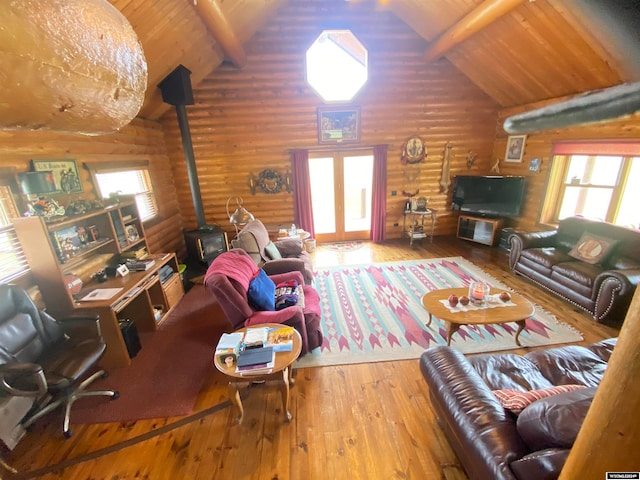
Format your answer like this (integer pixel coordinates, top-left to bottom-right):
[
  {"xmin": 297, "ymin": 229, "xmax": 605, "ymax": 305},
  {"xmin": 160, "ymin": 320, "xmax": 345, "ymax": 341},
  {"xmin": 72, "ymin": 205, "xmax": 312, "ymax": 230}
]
[
  {"xmin": 509, "ymin": 216, "xmax": 640, "ymax": 326},
  {"xmin": 420, "ymin": 339, "xmax": 616, "ymax": 480}
]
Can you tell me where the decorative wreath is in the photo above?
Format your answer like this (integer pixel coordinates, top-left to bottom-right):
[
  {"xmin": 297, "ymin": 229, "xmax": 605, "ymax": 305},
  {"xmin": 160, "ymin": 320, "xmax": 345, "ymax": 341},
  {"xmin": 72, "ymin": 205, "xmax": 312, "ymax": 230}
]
[{"xmin": 258, "ymin": 169, "xmax": 283, "ymax": 194}]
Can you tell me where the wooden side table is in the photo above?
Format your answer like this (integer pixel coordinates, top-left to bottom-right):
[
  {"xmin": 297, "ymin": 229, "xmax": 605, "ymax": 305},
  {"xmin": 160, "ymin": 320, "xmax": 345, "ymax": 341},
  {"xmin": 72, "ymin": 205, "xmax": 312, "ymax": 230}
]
[
  {"xmin": 403, "ymin": 209, "xmax": 437, "ymax": 246},
  {"xmin": 213, "ymin": 323, "xmax": 302, "ymax": 424}
]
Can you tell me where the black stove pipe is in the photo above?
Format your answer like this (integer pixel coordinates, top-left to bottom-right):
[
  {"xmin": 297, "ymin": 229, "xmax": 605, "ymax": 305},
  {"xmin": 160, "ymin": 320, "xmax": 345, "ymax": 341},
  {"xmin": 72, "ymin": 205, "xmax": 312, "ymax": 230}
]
[
  {"xmin": 158, "ymin": 65, "xmax": 207, "ymax": 229},
  {"xmin": 175, "ymin": 103, "xmax": 206, "ymax": 228}
]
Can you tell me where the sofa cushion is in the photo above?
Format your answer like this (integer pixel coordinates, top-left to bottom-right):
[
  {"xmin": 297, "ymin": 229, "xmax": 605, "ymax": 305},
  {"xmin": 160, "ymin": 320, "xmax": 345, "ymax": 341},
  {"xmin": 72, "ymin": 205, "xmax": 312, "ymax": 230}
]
[
  {"xmin": 568, "ymin": 232, "xmax": 618, "ymax": 265},
  {"xmin": 492, "ymin": 385, "xmax": 586, "ymax": 414},
  {"xmin": 521, "ymin": 248, "xmax": 573, "ymax": 269},
  {"xmin": 247, "ymin": 269, "xmax": 275, "ymax": 311},
  {"xmin": 551, "ymin": 261, "xmax": 601, "ymax": 288},
  {"xmin": 516, "ymin": 387, "xmax": 596, "ymax": 451},
  {"xmin": 264, "ymin": 241, "xmax": 283, "ymax": 260},
  {"xmin": 525, "ymin": 345, "xmax": 609, "ymax": 387},
  {"xmin": 274, "ymin": 238, "xmax": 303, "ymax": 256},
  {"xmin": 469, "ymin": 354, "xmax": 555, "ymax": 391},
  {"xmin": 231, "ymin": 232, "xmax": 263, "ymax": 265}
]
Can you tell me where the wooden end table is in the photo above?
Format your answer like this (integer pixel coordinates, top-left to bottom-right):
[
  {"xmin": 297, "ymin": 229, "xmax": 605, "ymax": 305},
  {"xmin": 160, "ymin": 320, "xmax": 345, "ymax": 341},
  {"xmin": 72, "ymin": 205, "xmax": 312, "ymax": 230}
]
[
  {"xmin": 421, "ymin": 287, "xmax": 535, "ymax": 346},
  {"xmin": 213, "ymin": 323, "xmax": 302, "ymax": 424}
]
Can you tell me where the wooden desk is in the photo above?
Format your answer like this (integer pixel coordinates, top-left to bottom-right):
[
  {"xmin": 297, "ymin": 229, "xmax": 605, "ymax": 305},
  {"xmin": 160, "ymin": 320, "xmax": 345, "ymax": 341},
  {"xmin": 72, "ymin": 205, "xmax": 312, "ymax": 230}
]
[{"xmin": 73, "ymin": 253, "xmax": 184, "ymax": 368}]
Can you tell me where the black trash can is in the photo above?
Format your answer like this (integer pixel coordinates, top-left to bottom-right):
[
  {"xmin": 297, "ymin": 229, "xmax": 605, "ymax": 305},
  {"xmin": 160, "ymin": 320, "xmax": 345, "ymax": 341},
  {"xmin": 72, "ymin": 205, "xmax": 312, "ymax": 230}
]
[{"xmin": 118, "ymin": 318, "xmax": 141, "ymax": 358}]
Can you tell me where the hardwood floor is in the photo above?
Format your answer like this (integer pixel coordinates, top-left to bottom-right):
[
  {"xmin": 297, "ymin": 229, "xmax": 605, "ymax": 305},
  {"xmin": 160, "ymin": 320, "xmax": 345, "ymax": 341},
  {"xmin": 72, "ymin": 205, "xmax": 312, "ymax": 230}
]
[{"xmin": 3, "ymin": 238, "xmax": 619, "ymax": 479}]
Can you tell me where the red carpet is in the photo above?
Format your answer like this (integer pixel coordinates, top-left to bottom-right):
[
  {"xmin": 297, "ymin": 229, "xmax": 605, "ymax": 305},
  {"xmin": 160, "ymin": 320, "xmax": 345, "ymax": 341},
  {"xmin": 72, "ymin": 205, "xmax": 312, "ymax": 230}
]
[{"xmin": 72, "ymin": 285, "xmax": 227, "ymax": 424}]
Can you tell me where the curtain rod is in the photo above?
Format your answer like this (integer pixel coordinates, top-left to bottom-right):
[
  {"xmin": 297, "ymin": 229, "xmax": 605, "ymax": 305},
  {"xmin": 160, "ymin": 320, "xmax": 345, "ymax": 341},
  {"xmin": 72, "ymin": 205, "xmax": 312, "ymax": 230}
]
[{"xmin": 287, "ymin": 144, "xmax": 389, "ymax": 154}]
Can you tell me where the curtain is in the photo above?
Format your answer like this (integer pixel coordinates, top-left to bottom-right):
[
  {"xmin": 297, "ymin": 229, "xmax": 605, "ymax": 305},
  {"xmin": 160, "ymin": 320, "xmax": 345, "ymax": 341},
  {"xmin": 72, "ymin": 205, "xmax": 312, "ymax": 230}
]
[
  {"xmin": 370, "ymin": 144, "xmax": 388, "ymax": 242},
  {"xmin": 291, "ymin": 149, "xmax": 315, "ymax": 237}
]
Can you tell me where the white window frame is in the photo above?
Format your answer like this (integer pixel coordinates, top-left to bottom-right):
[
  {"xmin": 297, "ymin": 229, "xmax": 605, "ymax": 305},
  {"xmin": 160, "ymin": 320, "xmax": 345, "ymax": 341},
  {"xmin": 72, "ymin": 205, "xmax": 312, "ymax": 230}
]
[
  {"xmin": 0, "ymin": 183, "xmax": 29, "ymax": 283},
  {"xmin": 540, "ymin": 141, "xmax": 640, "ymax": 228},
  {"xmin": 88, "ymin": 162, "xmax": 158, "ymax": 222}
]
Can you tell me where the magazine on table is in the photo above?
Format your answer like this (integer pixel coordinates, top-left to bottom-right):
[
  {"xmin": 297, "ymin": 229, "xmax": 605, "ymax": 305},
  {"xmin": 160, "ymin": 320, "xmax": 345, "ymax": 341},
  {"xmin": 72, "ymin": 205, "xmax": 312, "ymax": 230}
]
[
  {"xmin": 242, "ymin": 326, "xmax": 269, "ymax": 349},
  {"xmin": 266, "ymin": 325, "xmax": 295, "ymax": 352}
]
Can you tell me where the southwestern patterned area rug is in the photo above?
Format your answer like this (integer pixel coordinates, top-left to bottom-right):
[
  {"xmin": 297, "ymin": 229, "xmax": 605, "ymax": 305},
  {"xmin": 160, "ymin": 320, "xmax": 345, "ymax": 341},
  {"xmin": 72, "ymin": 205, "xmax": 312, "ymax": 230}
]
[{"xmin": 296, "ymin": 256, "xmax": 583, "ymax": 368}]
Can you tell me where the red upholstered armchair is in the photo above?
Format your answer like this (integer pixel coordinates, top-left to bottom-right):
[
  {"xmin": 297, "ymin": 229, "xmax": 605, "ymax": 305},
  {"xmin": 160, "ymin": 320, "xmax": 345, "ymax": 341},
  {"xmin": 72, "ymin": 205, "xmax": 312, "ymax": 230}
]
[{"xmin": 204, "ymin": 249, "xmax": 322, "ymax": 355}]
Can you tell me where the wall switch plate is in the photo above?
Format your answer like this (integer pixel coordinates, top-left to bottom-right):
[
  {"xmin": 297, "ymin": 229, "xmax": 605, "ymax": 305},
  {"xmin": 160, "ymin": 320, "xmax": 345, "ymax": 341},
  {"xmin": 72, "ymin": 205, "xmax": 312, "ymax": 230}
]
[
  {"xmin": 391, "ymin": 190, "xmax": 397, "ymax": 196},
  {"xmin": 393, "ymin": 223, "xmax": 399, "ymax": 227}
]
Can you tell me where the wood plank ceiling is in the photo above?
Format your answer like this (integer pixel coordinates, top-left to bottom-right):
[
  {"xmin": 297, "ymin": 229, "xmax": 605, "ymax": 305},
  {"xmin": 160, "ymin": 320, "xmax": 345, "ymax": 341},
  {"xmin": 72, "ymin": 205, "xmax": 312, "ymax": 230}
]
[{"xmin": 108, "ymin": 0, "xmax": 636, "ymax": 121}]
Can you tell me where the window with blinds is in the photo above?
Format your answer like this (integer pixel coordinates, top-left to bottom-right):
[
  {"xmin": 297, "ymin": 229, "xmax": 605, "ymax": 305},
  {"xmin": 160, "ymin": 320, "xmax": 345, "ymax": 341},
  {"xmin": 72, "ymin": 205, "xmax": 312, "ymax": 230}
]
[
  {"xmin": 0, "ymin": 185, "xmax": 29, "ymax": 283},
  {"xmin": 93, "ymin": 168, "xmax": 158, "ymax": 222}
]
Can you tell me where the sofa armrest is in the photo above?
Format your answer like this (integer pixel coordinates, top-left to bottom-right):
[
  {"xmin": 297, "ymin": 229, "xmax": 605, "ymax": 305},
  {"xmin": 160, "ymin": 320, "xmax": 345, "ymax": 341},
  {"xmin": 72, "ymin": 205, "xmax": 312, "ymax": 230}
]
[
  {"xmin": 263, "ymin": 259, "xmax": 307, "ymax": 283},
  {"xmin": 509, "ymin": 230, "xmax": 558, "ymax": 270},
  {"xmin": 593, "ymin": 269, "xmax": 640, "ymax": 324},
  {"xmin": 420, "ymin": 346, "xmax": 528, "ymax": 480},
  {"xmin": 510, "ymin": 448, "xmax": 570, "ymax": 480},
  {"xmin": 267, "ymin": 270, "xmax": 305, "ymax": 286}
]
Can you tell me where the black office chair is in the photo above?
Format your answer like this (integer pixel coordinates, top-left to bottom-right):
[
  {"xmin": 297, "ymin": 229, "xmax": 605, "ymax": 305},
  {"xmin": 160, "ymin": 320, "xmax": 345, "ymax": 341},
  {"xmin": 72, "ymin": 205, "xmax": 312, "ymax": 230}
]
[{"xmin": 0, "ymin": 284, "xmax": 119, "ymax": 438}]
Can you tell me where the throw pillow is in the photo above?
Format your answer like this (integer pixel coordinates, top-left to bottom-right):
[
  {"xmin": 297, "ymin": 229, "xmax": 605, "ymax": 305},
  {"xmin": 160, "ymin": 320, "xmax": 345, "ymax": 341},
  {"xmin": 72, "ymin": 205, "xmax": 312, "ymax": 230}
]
[
  {"xmin": 568, "ymin": 232, "xmax": 619, "ymax": 265},
  {"xmin": 517, "ymin": 386, "xmax": 596, "ymax": 451},
  {"xmin": 247, "ymin": 269, "xmax": 275, "ymax": 311},
  {"xmin": 275, "ymin": 280, "xmax": 299, "ymax": 311},
  {"xmin": 264, "ymin": 241, "xmax": 283, "ymax": 260},
  {"xmin": 492, "ymin": 384, "xmax": 587, "ymax": 415},
  {"xmin": 274, "ymin": 238, "xmax": 303, "ymax": 256}
]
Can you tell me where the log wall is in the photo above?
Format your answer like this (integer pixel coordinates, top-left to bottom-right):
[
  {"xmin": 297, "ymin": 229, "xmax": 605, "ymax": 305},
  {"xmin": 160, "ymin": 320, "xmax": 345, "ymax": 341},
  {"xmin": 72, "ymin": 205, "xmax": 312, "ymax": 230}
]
[
  {"xmin": 0, "ymin": 118, "xmax": 183, "ymax": 256},
  {"xmin": 492, "ymin": 104, "xmax": 640, "ymax": 232},
  {"xmin": 161, "ymin": 0, "xmax": 500, "ymax": 242}
]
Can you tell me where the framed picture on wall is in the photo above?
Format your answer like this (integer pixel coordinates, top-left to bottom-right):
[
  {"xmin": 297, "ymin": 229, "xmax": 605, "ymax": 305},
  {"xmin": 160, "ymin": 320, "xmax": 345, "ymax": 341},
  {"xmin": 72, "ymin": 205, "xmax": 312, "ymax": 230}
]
[
  {"xmin": 317, "ymin": 106, "xmax": 361, "ymax": 144},
  {"xmin": 31, "ymin": 159, "xmax": 83, "ymax": 194},
  {"xmin": 504, "ymin": 135, "xmax": 527, "ymax": 163}
]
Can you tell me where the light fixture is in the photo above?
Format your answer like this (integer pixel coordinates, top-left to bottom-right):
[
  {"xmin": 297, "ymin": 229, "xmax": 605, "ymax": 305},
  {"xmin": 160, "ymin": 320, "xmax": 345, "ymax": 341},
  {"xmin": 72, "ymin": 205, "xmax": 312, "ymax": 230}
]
[{"xmin": 226, "ymin": 196, "xmax": 255, "ymax": 234}]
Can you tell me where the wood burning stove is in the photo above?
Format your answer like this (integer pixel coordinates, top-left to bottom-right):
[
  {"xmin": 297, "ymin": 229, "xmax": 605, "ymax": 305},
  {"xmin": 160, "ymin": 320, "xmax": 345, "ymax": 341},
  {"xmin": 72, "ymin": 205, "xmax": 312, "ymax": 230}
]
[{"xmin": 184, "ymin": 227, "xmax": 228, "ymax": 265}]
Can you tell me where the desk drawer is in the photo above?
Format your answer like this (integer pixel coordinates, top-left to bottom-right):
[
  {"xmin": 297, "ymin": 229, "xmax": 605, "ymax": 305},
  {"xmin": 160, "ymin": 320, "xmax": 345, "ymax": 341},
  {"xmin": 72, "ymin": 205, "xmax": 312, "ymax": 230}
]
[{"xmin": 163, "ymin": 274, "xmax": 184, "ymax": 309}]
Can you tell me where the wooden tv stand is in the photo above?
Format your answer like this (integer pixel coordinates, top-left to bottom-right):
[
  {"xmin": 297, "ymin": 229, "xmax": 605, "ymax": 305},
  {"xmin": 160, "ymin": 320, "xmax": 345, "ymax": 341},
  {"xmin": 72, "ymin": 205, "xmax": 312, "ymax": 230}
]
[{"xmin": 456, "ymin": 214, "xmax": 503, "ymax": 246}]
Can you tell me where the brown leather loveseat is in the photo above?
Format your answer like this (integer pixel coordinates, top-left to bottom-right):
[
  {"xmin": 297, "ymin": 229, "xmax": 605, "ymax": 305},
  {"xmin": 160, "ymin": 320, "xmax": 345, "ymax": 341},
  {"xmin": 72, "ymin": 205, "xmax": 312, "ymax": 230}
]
[
  {"xmin": 508, "ymin": 216, "xmax": 640, "ymax": 326},
  {"xmin": 420, "ymin": 339, "xmax": 616, "ymax": 480}
]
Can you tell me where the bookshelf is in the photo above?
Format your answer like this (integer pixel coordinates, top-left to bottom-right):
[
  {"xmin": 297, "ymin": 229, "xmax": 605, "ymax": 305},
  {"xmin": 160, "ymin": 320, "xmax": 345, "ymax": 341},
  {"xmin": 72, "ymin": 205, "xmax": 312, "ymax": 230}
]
[{"xmin": 12, "ymin": 200, "xmax": 184, "ymax": 368}]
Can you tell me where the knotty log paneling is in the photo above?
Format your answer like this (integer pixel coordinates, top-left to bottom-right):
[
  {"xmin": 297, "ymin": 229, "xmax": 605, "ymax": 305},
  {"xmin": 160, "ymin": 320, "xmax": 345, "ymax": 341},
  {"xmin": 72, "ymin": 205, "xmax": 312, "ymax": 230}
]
[
  {"xmin": 392, "ymin": 0, "xmax": 627, "ymax": 108},
  {"xmin": 491, "ymin": 104, "xmax": 640, "ymax": 232},
  {"xmin": 161, "ymin": 0, "xmax": 500, "ymax": 241},
  {"xmin": 0, "ymin": 118, "xmax": 183, "ymax": 256}
]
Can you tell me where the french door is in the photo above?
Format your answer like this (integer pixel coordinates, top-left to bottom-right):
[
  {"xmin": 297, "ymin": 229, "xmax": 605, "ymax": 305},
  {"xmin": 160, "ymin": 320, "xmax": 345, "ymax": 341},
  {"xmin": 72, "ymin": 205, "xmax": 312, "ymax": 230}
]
[{"xmin": 308, "ymin": 151, "xmax": 374, "ymax": 242}]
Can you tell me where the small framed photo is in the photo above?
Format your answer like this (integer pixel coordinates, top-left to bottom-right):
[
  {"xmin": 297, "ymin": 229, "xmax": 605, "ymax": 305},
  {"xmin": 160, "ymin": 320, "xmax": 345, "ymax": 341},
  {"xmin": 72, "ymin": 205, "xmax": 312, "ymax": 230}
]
[
  {"xmin": 317, "ymin": 106, "xmax": 361, "ymax": 144},
  {"xmin": 31, "ymin": 159, "xmax": 83, "ymax": 194},
  {"xmin": 504, "ymin": 135, "xmax": 527, "ymax": 163},
  {"xmin": 529, "ymin": 157, "xmax": 542, "ymax": 172}
]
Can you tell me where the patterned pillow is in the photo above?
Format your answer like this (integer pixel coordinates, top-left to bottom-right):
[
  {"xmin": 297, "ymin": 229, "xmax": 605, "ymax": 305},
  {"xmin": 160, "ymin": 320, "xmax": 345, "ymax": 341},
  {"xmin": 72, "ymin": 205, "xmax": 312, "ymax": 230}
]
[
  {"xmin": 568, "ymin": 232, "xmax": 619, "ymax": 265},
  {"xmin": 493, "ymin": 385, "xmax": 587, "ymax": 414},
  {"xmin": 275, "ymin": 280, "xmax": 299, "ymax": 311}
]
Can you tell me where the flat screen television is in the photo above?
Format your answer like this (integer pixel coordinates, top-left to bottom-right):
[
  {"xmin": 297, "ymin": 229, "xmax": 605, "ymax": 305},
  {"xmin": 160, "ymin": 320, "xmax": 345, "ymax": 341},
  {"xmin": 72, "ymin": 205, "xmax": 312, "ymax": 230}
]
[{"xmin": 451, "ymin": 175, "xmax": 526, "ymax": 217}]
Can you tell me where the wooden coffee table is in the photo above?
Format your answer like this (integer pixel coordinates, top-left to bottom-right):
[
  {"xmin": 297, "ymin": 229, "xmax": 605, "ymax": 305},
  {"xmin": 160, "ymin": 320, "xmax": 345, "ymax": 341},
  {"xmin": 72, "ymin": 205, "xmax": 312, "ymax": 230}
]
[
  {"xmin": 421, "ymin": 287, "xmax": 535, "ymax": 347},
  {"xmin": 213, "ymin": 323, "xmax": 302, "ymax": 424}
]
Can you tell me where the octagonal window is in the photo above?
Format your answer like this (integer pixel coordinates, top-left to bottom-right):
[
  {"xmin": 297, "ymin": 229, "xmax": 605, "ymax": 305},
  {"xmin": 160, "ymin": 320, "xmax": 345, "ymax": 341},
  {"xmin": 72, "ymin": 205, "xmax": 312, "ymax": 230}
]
[{"xmin": 306, "ymin": 30, "xmax": 368, "ymax": 102}]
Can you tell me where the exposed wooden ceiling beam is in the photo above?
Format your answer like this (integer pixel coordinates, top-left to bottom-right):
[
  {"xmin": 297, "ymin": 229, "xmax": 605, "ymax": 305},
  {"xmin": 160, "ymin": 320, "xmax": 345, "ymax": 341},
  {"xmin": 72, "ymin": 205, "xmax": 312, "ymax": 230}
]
[
  {"xmin": 191, "ymin": 0, "xmax": 247, "ymax": 68},
  {"xmin": 424, "ymin": 0, "xmax": 529, "ymax": 63}
]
